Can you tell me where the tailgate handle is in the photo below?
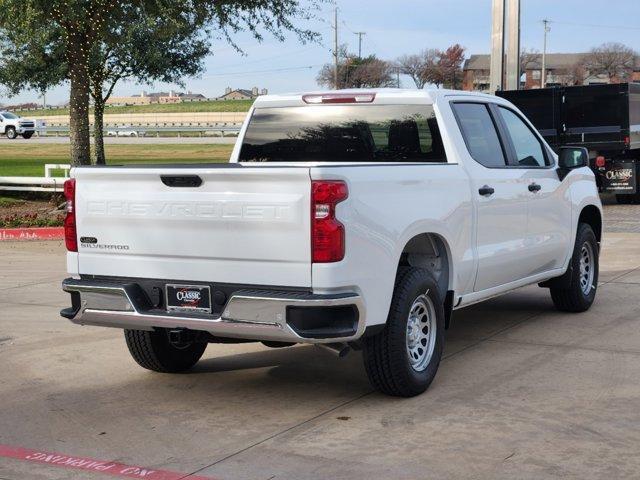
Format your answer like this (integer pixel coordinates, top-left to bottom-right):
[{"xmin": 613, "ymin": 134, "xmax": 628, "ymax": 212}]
[{"xmin": 161, "ymin": 175, "xmax": 203, "ymax": 188}]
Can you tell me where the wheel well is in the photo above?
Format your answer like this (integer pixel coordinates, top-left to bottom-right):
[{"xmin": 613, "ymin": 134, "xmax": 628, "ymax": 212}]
[
  {"xmin": 579, "ymin": 205, "xmax": 602, "ymax": 244},
  {"xmin": 398, "ymin": 233, "xmax": 453, "ymax": 328}
]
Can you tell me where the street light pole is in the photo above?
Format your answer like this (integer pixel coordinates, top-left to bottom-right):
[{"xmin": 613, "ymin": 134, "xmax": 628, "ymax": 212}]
[{"xmin": 542, "ymin": 19, "xmax": 550, "ymax": 88}]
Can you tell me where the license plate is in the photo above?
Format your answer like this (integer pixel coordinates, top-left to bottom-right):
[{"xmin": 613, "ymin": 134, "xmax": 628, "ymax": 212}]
[{"xmin": 166, "ymin": 285, "xmax": 212, "ymax": 313}]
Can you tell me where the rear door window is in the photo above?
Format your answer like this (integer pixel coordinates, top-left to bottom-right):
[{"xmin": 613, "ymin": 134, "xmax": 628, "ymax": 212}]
[
  {"xmin": 239, "ymin": 105, "xmax": 447, "ymax": 163},
  {"xmin": 451, "ymin": 103, "xmax": 507, "ymax": 168}
]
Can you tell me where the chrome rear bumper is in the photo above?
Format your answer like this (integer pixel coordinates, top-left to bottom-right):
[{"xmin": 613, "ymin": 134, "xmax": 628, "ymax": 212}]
[{"xmin": 61, "ymin": 278, "xmax": 365, "ymax": 344}]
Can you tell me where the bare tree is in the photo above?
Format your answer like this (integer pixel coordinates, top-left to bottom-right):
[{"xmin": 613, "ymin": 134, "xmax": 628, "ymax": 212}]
[
  {"xmin": 349, "ymin": 57, "xmax": 395, "ymax": 88},
  {"xmin": 396, "ymin": 49, "xmax": 439, "ymax": 89},
  {"xmin": 555, "ymin": 60, "xmax": 587, "ymax": 86},
  {"xmin": 520, "ymin": 48, "xmax": 540, "ymax": 72},
  {"xmin": 584, "ymin": 42, "xmax": 637, "ymax": 82},
  {"xmin": 396, "ymin": 54, "xmax": 426, "ymax": 89},
  {"xmin": 317, "ymin": 52, "xmax": 395, "ymax": 89}
]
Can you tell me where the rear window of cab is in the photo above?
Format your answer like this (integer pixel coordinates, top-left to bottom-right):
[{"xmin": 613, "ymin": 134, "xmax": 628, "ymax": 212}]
[{"xmin": 239, "ymin": 105, "xmax": 447, "ymax": 163}]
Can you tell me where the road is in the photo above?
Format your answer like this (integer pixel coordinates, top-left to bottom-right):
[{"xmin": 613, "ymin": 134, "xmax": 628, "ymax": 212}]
[
  {"xmin": 0, "ymin": 136, "xmax": 237, "ymax": 145},
  {"xmin": 1, "ymin": 204, "xmax": 640, "ymax": 479}
]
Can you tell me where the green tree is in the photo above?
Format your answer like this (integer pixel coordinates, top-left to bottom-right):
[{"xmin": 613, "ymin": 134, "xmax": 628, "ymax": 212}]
[
  {"xmin": 88, "ymin": 6, "xmax": 210, "ymax": 164},
  {"xmin": 0, "ymin": 0, "xmax": 321, "ymax": 166}
]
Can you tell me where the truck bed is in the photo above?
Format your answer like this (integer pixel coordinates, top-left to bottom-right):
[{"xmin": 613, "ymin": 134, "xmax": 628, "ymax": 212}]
[{"xmin": 498, "ymin": 83, "xmax": 640, "ymax": 152}]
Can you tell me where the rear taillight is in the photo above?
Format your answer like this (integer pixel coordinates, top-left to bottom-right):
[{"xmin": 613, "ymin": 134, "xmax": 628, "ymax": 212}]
[
  {"xmin": 63, "ymin": 179, "xmax": 77, "ymax": 252},
  {"xmin": 595, "ymin": 156, "xmax": 606, "ymax": 168},
  {"xmin": 311, "ymin": 180, "xmax": 348, "ymax": 263}
]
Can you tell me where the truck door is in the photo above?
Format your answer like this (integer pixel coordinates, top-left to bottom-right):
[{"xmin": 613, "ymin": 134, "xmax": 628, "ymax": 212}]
[
  {"xmin": 451, "ymin": 102, "xmax": 531, "ymax": 292},
  {"xmin": 494, "ymin": 106, "xmax": 572, "ymax": 274}
]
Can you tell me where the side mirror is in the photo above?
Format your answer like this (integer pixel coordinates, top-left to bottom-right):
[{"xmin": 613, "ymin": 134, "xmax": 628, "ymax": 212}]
[{"xmin": 559, "ymin": 146, "xmax": 588, "ymax": 169}]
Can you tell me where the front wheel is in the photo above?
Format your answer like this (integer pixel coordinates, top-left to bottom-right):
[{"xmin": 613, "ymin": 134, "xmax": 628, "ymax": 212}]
[
  {"xmin": 22, "ymin": 132, "xmax": 33, "ymax": 139},
  {"xmin": 363, "ymin": 268, "xmax": 445, "ymax": 397},
  {"xmin": 550, "ymin": 223, "xmax": 599, "ymax": 312},
  {"xmin": 124, "ymin": 329, "xmax": 207, "ymax": 373}
]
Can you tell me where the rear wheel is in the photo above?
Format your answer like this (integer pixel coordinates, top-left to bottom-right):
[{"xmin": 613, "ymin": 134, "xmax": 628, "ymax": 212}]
[
  {"xmin": 124, "ymin": 328, "xmax": 207, "ymax": 373},
  {"xmin": 363, "ymin": 267, "xmax": 444, "ymax": 397},
  {"xmin": 5, "ymin": 127, "xmax": 16, "ymax": 139},
  {"xmin": 550, "ymin": 223, "xmax": 599, "ymax": 312}
]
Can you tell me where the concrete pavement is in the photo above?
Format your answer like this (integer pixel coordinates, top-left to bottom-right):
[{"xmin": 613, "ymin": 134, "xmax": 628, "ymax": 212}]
[{"xmin": 1, "ymin": 213, "xmax": 640, "ymax": 479}]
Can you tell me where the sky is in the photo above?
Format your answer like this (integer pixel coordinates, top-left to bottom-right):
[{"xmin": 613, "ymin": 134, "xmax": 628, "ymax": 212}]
[{"xmin": 3, "ymin": 0, "xmax": 640, "ymax": 105}]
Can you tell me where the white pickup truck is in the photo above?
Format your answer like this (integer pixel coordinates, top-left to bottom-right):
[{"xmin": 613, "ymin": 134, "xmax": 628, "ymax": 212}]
[
  {"xmin": 60, "ymin": 89, "xmax": 602, "ymax": 397},
  {"xmin": 0, "ymin": 111, "xmax": 40, "ymax": 139}
]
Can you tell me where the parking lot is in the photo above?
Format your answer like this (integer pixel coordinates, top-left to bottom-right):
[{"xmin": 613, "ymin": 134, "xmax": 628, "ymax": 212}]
[{"xmin": 1, "ymin": 202, "xmax": 640, "ymax": 480}]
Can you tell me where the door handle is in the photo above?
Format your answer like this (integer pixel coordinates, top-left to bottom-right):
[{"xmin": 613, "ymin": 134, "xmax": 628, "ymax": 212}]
[
  {"xmin": 478, "ymin": 185, "xmax": 495, "ymax": 196},
  {"xmin": 528, "ymin": 183, "xmax": 542, "ymax": 193},
  {"xmin": 161, "ymin": 175, "xmax": 203, "ymax": 188}
]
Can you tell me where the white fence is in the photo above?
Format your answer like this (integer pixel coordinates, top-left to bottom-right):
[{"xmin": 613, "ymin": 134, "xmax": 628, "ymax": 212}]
[{"xmin": 0, "ymin": 164, "xmax": 70, "ymax": 193}]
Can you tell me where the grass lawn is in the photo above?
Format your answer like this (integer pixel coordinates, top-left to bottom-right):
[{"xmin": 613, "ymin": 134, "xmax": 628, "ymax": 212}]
[
  {"xmin": 0, "ymin": 196, "xmax": 22, "ymax": 207},
  {"xmin": 0, "ymin": 144, "xmax": 234, "ymax": 177},
  {"xmin": 15, "ymin": 100, "xmax": 254, "ymax": 117}
]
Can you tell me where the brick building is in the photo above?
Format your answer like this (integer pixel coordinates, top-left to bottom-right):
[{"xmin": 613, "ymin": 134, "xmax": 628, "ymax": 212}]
[
  {"xmin": 463, "ymin": 53, "xmax": 640, "ymax": 92},
  {"xmin": 106, "ymin": 90, "xmax": 207, "ymax": 106},
  {"xmin": 217, "ymin": 87, "xmax": 268, "ymax": 101}
]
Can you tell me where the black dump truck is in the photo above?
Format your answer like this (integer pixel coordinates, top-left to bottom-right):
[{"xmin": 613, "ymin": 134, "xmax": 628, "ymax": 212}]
[{"xmin": 498, "ymin": 83, "xmax": 640, "ymax": 203}]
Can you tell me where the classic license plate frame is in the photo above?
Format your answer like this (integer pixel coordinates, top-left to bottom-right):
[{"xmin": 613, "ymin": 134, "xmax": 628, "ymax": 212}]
[{"xmin": 165, "ymin": 284, "xmax": 212, "ymax": 314}]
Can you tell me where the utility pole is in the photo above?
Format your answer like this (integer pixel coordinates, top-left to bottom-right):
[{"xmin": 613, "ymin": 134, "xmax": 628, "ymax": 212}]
[
  {"xmin": 333, "ymin": 7, "xmax": 339, "ymax": 89},
  {"xmin": 542, "ymin": 19, "xmax": 550, "ymax": 88},
  {"xmin": 355, "ymin": 31, "xmax": 366, "ymax": 58}
]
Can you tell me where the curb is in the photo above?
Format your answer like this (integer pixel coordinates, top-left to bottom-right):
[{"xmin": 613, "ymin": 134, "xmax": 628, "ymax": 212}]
[{"xmin": 0, "ymin": 227, "xmax": 64, "ymax": 241}]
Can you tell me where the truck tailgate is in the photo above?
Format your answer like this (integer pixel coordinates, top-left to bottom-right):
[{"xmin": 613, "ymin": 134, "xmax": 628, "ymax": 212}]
[{"xmin": 73, "ymin": 165, "xmax": 312, "ymax": 287}]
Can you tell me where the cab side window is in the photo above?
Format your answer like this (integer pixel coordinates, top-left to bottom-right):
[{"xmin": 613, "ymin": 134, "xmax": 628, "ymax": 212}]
[
  {"xmin": 497, "ymin": 107, "xmax": 549, "ymax": 167},
  {"xmin": 451, "ymin": 103, "xmax": 507, "ymax": 168}
]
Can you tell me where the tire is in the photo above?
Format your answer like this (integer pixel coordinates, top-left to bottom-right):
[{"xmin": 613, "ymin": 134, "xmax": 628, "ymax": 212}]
[
  {"xmin": 362, "ymin": 267, "xmax": 445, "ymax": 397},
  {"xmin": 5, "ymin": 127, "xmax": 17, "ymax": 139},
  {"xmin": 550, "ymin": 223, "xmax": 599, "ymax": 312},
  {"xmin": 22, "ymin": 132, "xmax": 33, "ymax": 139},
  {"xmin": 124, "ymin": 329, "xmax": 207, "ymax": 373}
]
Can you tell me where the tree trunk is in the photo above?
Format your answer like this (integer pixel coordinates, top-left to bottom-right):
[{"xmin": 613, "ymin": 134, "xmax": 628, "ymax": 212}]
[
  {"xmin": 68, "ymin": 38, "xmax": 92, "ymax": 166},
  {"xmin": 94, "ymin": 99, "xmax": 106, "ymax": 165}
]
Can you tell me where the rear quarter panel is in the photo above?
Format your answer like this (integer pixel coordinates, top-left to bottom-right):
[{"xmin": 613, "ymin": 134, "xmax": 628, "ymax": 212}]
[{"xmin": 310, "ymin": 164, "xmax": 474, "ymax": 327}]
